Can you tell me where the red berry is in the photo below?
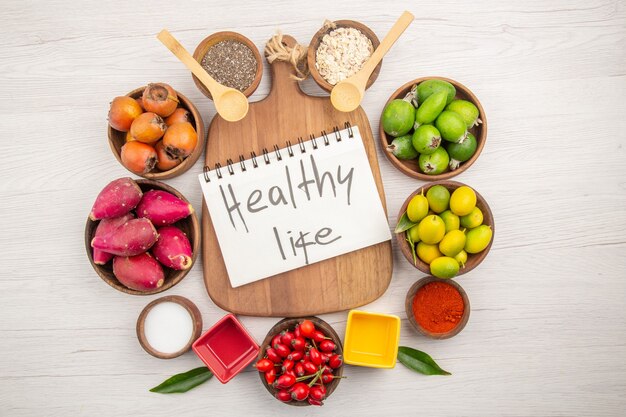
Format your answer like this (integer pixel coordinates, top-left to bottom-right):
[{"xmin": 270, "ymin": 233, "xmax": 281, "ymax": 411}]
[
  {"xmin": 264, "ymin": 368, "xmax": 276, "ymax": 385},
  {"xmin": 319, "ymin": 340, "xmax": 336, "ymax": 352},
  {"xmin": 320, "ymin": 352, "xmax": 330, "ymax": 363},
  {"xmin": 255, "ymin": 358, "xmax": 274, "ymax": 373},
  {"xmin": 294, "ymin": 324, "xmax": 301, "ymax": 338},
  {"xmin": 275, "ymin": 389, "xmax": 291, "ymax": 403},
  {"xmin": 272, "ymin": 334, "xmax": 282, "ymax": 348},
  {"xmin": 311, "ymin": 330, "xmax": 326, "ymax": 343},
  {"xmin": 299, "ymin": 320, "xmax": 315, "ymax": 338},
  {"xmin": 294, "ymin": 362, "xmax": 305, "ymax": 377},
  {"xmin": 309, "ymin": 385, "xmax": 327, "ymax": 401},
  {"xmin": 302, "ymin": 361, "xmax": 317, "ymax": 375},
  {"xmin": 280, "ymin": 331, "xmax": 295, "ymax": 346},
  {"xmin": 282, "ymin": 359, "xmax": 294, "ymax": 372},
  {"xmin": 308, "ymin": 398, "xmax": 324, "ymax": 406},
  {"xmin": 291, "ymin": 336, "xmax": 306, "ymax": 351},
  {"xmin": 274, "ymin": 373, "xmax": 296, "ymax": 389},
  {"xmin": 288, "ymin": 350, "xmax": 303, "ymax": 361},
  {"xmin": 309, "ymin": 348, "xmax": 323, "ymax": 366},
  {"xmin": 274, "ymin": 343, "xmax": 291, "ymax": 358},
  {"xmin": 290, "ymin": 382, "xmax": 310, "ymax": 401},
  {"xmin": 328, "ymin": 354, "xmax": 343, "ymax": 369},
  {"xmin": 266, "ymin": 347, "xmax": 281, "ymax": 363},
  {"xmin": 321, "ymin": 373, "xmax": 334, "ymax": 384},
  {"xmin": 320, "ymin": 365, "xmax": 333, "ymax": 374},
  {"xmin": 284, "ymin": 369, "xmax": 296, "ymax": 379}
]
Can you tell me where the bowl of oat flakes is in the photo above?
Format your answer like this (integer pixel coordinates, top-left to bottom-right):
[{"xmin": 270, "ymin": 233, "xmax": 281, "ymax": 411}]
[{"xmin": 308, "ymin": 20, "xmax": 381, "ymax": 93}]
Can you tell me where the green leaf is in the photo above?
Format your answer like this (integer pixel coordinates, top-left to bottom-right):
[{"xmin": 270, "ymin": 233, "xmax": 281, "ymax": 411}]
[
  {"xmin": 405, "ymin": 233, "xmax": 418, "ymax": 266},
  {"xmin": 150, "ymin": 367, "xmax": 213, "ymax": 394},
  {"xmin": 397, "ymin": 346, "xmax": 451, "ymax": 376},
  {"xmin": 395, "ymin": 212, "xmax": 418, "ymax": 234}
]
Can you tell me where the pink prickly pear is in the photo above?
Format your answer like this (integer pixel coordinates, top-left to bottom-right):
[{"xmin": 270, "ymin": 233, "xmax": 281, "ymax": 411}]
[
  {"xmin": 89, "ymin": 177, "xmax": 142, "ymax": 220},
  {"xmin": 91, "ymin": 218, "xmax": 157, "ymax": 256},
  {"xmin": 113, "ymin": 253, "xmax": 164, "ymax": 292},
  {"xmin": 152, "ymin": 226, "xmax": 193, "ymax": 270},
  {"xmin": 136, "ymin": 190, "xmax": 193, "ymax": 226},
  {"xmin": 92, "ymin": 213, "xmax": 134, "ymax": 264}
]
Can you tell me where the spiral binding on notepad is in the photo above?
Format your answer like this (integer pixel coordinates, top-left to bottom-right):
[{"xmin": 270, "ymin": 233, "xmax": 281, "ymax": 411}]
[{"xmin": 202, "ymin": 122, "xmax": 354, "ymax": 182}]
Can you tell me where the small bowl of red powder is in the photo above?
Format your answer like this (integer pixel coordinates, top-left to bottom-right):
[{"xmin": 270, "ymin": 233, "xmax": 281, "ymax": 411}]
[{"xmin": 405, "ymin": 277, "xmax": 470, "ymax": 339}]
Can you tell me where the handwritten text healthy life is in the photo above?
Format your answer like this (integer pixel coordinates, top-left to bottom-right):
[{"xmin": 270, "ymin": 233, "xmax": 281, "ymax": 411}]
[{"xmin": 218, "ymin": 154, "xmax": 354, "ymax": 265}]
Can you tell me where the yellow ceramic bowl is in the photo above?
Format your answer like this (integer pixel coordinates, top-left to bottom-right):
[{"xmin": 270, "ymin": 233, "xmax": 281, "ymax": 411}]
[{"xmin": 343, "ymin": 310, "xmax": 401, "ymax": 368}]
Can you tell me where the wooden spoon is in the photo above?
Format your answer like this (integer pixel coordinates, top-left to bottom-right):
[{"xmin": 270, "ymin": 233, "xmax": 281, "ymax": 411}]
[
  {"xmin": 157, "ymin": 29, "xmax": 249, "ymax": 122},
  {"xmin": 330, "ymin": 11, "xmax": 414, "ymax": 113}
]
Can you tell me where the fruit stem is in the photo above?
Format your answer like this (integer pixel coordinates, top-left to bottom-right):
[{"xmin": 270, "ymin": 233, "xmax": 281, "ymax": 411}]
[
  {"xmin": 308, "ymin": 371, "xmax": 321, "ymax": 387},
  {"xmin": 295, "ymin": 374, "xmax": 316, "ymax": 382}
]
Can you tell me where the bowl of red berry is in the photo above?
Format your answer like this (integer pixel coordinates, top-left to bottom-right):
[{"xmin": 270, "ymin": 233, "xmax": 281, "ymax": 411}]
[{"xmin": 255, "ymin": 317, "xmax": 344, "ymax": 406}]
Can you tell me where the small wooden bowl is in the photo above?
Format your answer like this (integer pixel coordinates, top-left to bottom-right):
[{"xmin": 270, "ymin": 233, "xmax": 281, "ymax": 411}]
[
  {"xmin": 396, "ymin": 180, "xmax": 495, "ymax": 276},
  {"xmin": 380, "ymin": 77, "xmax": 487, "ymax": 181},
  {"xmin": 192, "ymin": 31, "xmax": 263, "ymax": 99},
  {"xmin": 107, "ymin": 86, "xmax": 205, "ymax": 180},
  {"xmin": 136, "ymin": 295, "xmax": 203, "ymax": 359},
  {"xmin": 258, "ymin": 317, "xmax": 343, "ymax": 406},
  {"xmin": 84, "ymin": 179, "xmax": 200, "ymax": 295},
  {"xmin": 405, "ymin": 276, "xmax": 470, "ymax": 339},
  {"xmin": 308, "ymin": 20, "xmax": 381, "ymax": 93}
]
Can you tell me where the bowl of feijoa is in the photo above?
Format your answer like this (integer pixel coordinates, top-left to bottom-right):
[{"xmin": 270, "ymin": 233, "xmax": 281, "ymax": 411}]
[{"xmin": 379, "ymin": 77, "xmax": 487, "ymax": 181}]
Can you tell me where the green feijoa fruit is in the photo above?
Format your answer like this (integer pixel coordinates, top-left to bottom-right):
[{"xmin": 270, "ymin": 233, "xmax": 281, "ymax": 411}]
[
  {"xmin": 415, "ymin": 90, "xmax": 447, "ymax": 127},
  {"xmin": 447, "ymin": 133, "xmax": 477, "ymax": 171},
  {"xmin": 435, "ymin": 111, "xmax": 468, "ymax": 143},
  {"xmin": 460, "ymin": 206, "xmax": 483, "ymax": 229},
  {"xmin": 446, "ymin": 99, "xmax": 480, "ymax": 128},
  {"xmin": 412, "ymin": 125, "xmax": 442, "ymax": 155},
  {"xmin": 418, "ymin": 147, "xmax": 449, "ymax": 175},
  {"xmin": 430, "ymin": 256, "xmax": 460, "ymax": 279},
  {"xmin": 464, "ymin": 225, "xmax": 493, "ymax": 254},
  {"xmin": 416, "ymin": 79, "xmax": 456, "ymax": 105},
  {"xmin": 407, "ymin": 193, "xmax": 429, "ymax": 222},
  {"xmin": 439, "ymin": 229, "xmax": 467, "ymax": 257},
  {"xmin": 440, "ymin": 210, "xmax": 460, "ymax": 232},
  {"xmin": 426, "ymin": 185, "xmax": 450, "ymax": 213},
  {"xmin": 387, "ymin": 135, "xmax": 418, "ymax": 160},
  {"xmin": 382, "ymin": 99, "xmax": 416, "ymax": 137}
]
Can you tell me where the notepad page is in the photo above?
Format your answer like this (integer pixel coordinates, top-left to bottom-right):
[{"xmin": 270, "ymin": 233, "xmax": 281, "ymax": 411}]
[{"xmin": 198, "ymin": 126, "xmax": 391, "ymax": 288}]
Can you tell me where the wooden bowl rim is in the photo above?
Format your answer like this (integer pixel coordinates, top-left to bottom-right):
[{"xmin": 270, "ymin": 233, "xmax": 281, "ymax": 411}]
[
  {"xmin": 307, "ymin": 19, "xmax": 382, "ymax": 93},
  {"xmin": 191, "ymin": 31, "xmax": 263, "ymax": 99},
  {"xmin": 136, "ymin": 295, "xmax": 203, "ymax": 359},
  {"xmin": 405, "ymin": 276, "xmax": 470, "ymax": 339},
  {"xmin": 257, "ymin": 317, "xmax": 344, "ymax": 406},
  {"xmin": 379, "ymin": 76, "xmax": 487, "ymax": 181},
  {"xmin": 395, "ymin": 180, "xmax": 495, "ymax": 276},
  {"xmin": 84, "ymin": 179, "xmax": 200, "ymax": 296},
  {"xmin": 107, "ymin": 86, "xmax": 206, "ymax": 180}
]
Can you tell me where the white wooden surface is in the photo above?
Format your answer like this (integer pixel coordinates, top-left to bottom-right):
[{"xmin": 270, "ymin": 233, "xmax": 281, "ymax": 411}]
[{"xmin": 1, "ymin": 0, "xmax": 625, "ymax": 415}]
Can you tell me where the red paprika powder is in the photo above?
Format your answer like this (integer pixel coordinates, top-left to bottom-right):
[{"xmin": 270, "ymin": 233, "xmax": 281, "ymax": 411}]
[{"xmin": 412, "ymin": 281, "xmax": 464, "ymax": 334}]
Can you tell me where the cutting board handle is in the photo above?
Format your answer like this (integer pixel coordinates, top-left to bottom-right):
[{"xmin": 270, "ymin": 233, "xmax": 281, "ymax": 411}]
[{"xmin": 265, "ymin": 35, "xmax": 306, "ymax": 99}]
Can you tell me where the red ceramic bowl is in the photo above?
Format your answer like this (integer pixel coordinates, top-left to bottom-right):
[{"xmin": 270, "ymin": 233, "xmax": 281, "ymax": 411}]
[{"xmin": 192, "ymin": 314, "xmax": 259, "ymax": 383}]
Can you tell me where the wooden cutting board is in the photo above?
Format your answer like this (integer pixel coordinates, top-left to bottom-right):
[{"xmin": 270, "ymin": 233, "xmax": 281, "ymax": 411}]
[{"xmin": 201, "ymin": 35, "xmax": 392, "ymax": 317}]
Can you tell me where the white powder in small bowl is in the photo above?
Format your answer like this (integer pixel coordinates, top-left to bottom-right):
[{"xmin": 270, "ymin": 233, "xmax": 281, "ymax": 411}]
[{"xmin": 144, "ymin": 302, "xmax": 193, "ymax": 354}]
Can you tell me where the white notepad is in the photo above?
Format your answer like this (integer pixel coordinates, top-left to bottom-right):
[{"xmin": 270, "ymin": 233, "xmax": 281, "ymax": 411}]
[{"xmin": 199, "ymin": 125, "xmax": 391, "ymax": 288}]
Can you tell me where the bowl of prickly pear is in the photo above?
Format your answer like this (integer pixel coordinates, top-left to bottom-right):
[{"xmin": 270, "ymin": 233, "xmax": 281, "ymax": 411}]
[
  {"xmin": 84, "ymin": 178, "xmax": 200, "ymax": 295},
  {"xmin": 256, "ymin": 317, "xmax": 344, "ymax": 407},
  {"xmin": 379, "ymin": 77, "xmax": 487, "ymax": 181},
  {"xmin": 395, "ymin": 181, "xmax": 494, "ymax": 278}
]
